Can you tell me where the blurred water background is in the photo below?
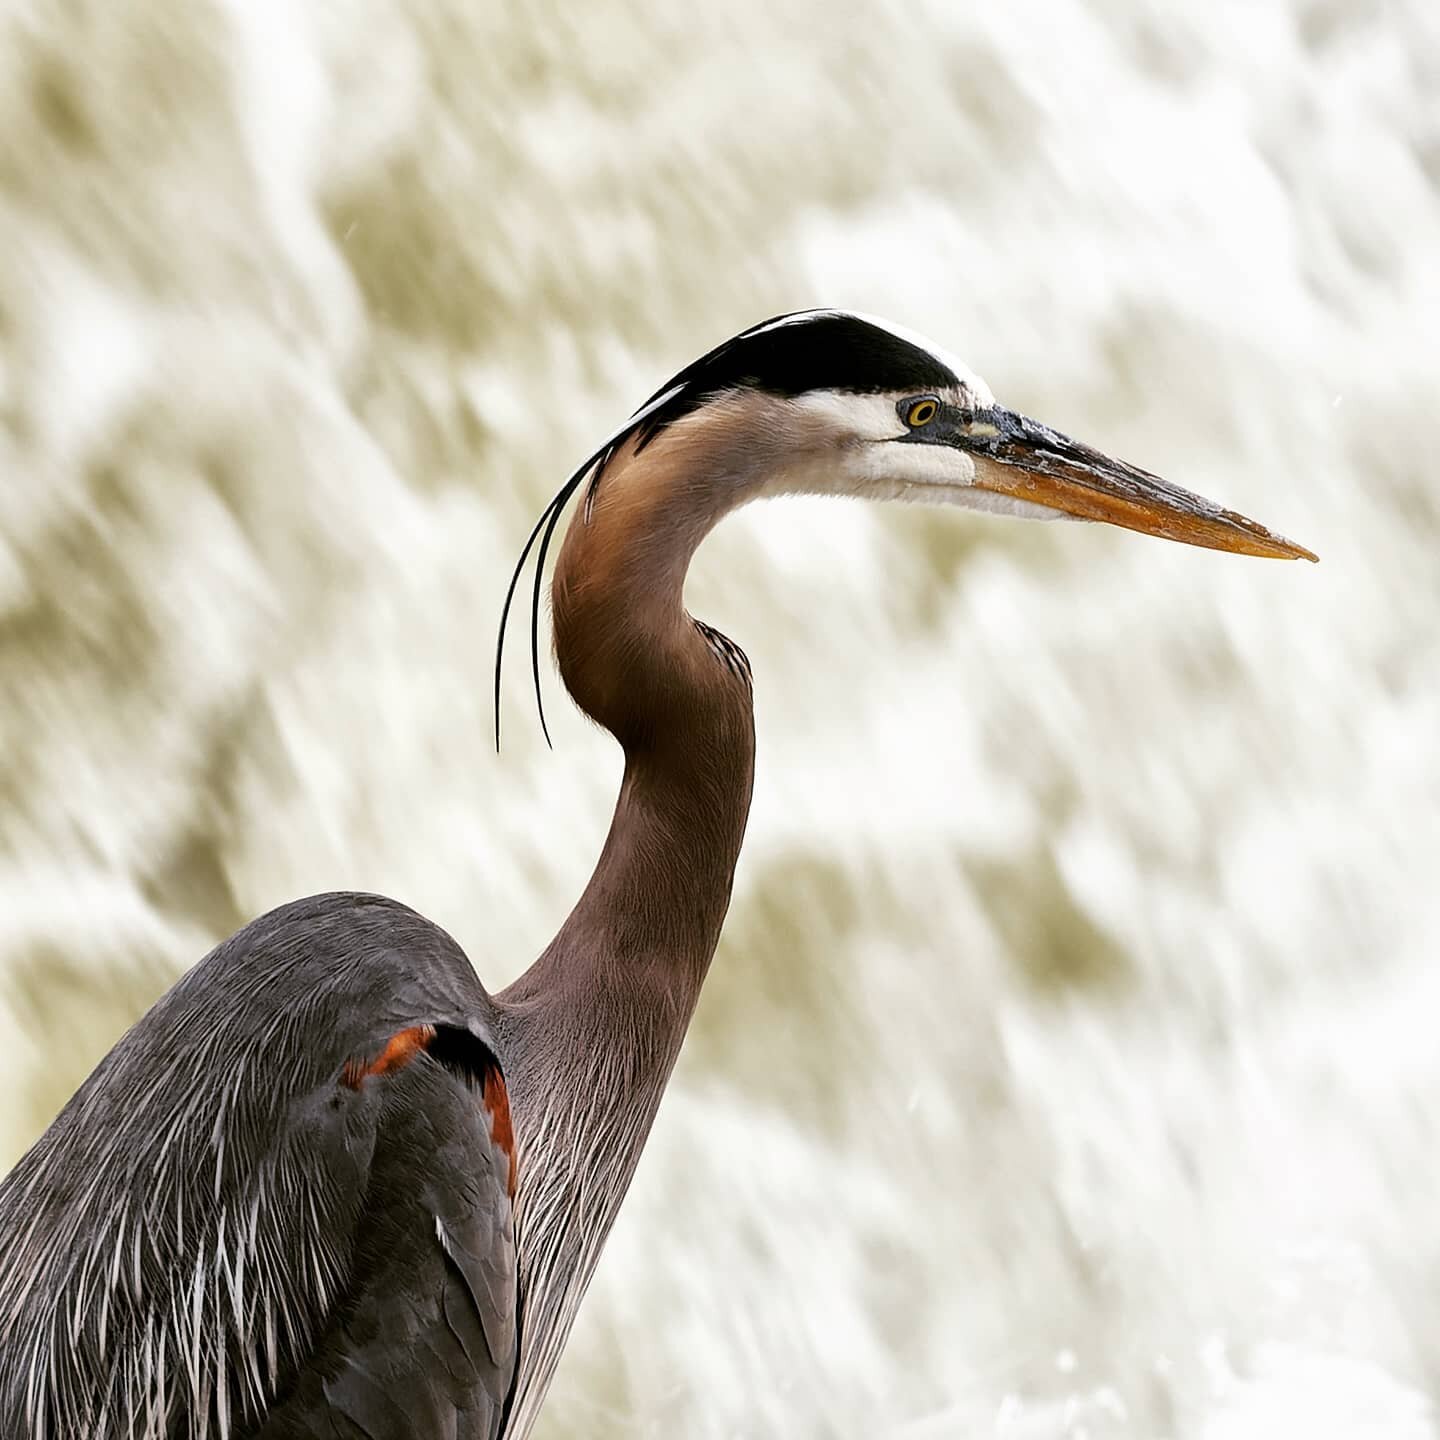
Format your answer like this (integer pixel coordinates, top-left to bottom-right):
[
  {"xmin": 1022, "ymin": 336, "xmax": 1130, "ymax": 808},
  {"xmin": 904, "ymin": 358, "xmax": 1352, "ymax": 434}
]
[{"xmin": 2, "ymin": 0, "xmax": 1438, "ymax": 1435}]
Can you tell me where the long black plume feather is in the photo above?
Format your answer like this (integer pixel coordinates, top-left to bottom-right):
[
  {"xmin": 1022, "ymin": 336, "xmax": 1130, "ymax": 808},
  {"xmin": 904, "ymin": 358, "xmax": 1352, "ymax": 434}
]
[
  {"xmin": 494, "ymin": 480, "xmax": 578, "ymax": 752},
  {"xmin": 528, "ymin": 474, "xmax": 583, "ymax": 749},
  {"xmin": 493, "ymin": 382, "xmax": 687, "ymax": 752}
]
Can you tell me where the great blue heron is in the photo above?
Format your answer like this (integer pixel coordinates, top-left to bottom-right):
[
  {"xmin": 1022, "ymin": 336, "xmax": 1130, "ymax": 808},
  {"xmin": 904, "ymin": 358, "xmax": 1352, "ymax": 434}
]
[{"xmin": 0, "ymin": 310, "xmax": 1314, "ymax": 1439}]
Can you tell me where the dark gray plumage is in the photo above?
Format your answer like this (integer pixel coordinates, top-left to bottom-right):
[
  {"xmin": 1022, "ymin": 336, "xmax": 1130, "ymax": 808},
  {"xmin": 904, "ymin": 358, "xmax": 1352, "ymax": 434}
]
[{"xmin": 0, "ymin": 894, "xmax": 518, "ymax": 1440}]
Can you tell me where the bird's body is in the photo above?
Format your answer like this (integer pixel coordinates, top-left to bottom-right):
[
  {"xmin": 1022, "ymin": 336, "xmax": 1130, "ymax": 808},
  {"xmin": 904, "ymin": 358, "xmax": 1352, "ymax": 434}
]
[
  {"xmin": 0, "ymin": 896, "xmax": 517, "ymax": 1437},
  {"xmin": 0, "ymin": 311, "xmax": 1312, "ymax": 1439}
]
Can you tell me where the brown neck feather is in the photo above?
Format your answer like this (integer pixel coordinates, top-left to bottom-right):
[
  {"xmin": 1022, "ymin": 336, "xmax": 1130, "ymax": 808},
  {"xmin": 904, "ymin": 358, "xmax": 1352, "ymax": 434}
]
[{"xmin": 499, "ymin": 413, "xmax": 760, "ymax": 1040}]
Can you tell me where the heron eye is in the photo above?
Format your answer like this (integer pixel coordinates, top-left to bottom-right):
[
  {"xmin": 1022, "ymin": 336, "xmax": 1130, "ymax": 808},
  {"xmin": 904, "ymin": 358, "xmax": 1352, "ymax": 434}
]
[{"xmin": 903, "ymin": 397, "xmax": 939, "ymax": 428}]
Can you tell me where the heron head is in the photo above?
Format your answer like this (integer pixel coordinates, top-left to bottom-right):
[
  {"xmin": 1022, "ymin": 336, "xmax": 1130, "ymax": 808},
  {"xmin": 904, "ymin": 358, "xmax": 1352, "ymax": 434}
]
[
  {"xmin": 499, "ymin": 309, "xmax": 1316, "ymax": 746},
  {"xmin": 669, "ymin": 310, "xmax": 1316, "ymax": 562}
]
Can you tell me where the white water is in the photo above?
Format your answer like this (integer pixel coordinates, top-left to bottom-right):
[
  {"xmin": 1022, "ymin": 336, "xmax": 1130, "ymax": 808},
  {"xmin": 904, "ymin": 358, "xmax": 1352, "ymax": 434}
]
[{"xmin": 1, "ymin": 0, "xmax": 1437, "ymax": 1435}]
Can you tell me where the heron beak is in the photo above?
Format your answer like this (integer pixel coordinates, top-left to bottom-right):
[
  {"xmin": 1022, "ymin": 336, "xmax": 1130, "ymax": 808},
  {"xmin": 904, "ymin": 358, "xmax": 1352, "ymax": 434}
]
[{"xmin": 958, "ymin": 408, "xmax": 1318, "ymax": 562}]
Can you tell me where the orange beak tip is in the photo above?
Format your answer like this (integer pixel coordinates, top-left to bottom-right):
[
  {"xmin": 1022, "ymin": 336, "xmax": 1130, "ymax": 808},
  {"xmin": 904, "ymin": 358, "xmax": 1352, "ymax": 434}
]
[{"xmin": 1273, "ymin": 536, "xmax": 1319, "ymax": 563}]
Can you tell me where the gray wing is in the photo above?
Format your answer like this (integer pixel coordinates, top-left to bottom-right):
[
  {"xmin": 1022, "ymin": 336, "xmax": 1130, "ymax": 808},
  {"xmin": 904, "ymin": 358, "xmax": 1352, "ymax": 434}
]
[
  {"xmin": 0, "ymin": 894, "xmax": 520, "ymax": 1440},
  {"xmin": 251, "ymin": 1025, "xmax": 519, "ymax": 1440}
]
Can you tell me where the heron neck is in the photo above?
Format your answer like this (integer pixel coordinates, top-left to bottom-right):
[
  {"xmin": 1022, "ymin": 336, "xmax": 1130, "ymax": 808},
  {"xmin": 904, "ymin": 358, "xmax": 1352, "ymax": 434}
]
[
  {"xmin": 491, "ymin": 423, "xmax": 762, "ymax": 1438},
  {"xmin": 500, "ymin": 424, "xmax": 760, "ymax": 1039}
]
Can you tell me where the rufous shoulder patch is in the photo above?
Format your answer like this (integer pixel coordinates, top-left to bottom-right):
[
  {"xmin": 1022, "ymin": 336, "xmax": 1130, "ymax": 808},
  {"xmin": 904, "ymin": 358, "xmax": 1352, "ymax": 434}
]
[
  {"xmin": 482, "ymin": 1067, "xmax": 517, "ymax": 1198},
  {"xmin": 340, "ymin": 1024, "xmax": 438, "ymax": 1090}
]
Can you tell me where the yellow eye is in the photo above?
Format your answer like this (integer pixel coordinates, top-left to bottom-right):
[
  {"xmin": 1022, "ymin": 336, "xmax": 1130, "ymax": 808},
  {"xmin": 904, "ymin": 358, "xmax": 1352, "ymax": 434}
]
[{"xmin": 904, "ymin": 398, "xmax": 938, "ymax": 428}]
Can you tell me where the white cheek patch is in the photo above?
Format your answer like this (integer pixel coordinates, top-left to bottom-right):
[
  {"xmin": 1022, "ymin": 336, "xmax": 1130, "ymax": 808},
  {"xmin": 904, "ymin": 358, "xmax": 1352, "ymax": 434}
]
[
  {"xmin": 755, "ymin": 394, "xmax": 1072, "ymax": 524},
  {"xmin": 787, "ymin": 390, "xmax": 913, "ymax": 445},
  {"xmin": 849, "ymin": 436, "xmax": 977, "ymax": 494}
]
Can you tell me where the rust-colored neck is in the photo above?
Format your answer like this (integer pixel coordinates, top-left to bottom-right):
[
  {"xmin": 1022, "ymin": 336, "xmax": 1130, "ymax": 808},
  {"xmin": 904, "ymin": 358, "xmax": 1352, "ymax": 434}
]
[{"xmin": 500, "ymin": 417, "xmax": 759, "ymax": 1028}]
